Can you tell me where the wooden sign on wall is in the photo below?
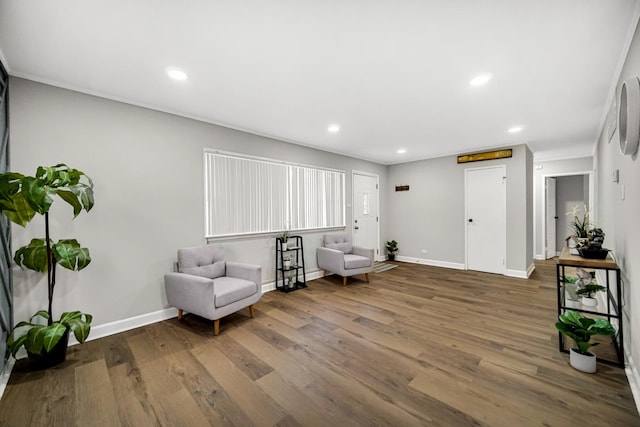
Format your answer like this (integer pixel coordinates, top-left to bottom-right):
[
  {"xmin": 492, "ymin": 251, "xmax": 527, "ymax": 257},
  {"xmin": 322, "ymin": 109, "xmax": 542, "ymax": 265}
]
[{"xmin": 457, "ymin": 149, "xmax": 512, "ymax": 164}]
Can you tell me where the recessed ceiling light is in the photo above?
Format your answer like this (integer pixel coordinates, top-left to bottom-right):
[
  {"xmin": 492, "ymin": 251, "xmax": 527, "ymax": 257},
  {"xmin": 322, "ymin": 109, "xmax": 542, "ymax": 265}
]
[
  {"xmin": 327, "ymin": 124, "xmax": 340, "ymax": 133},
  {"xmin": 167, "ymin": 68, "xmax": 188, "ymax": 81},
  {"xmin": 470, "ymin": 73, "xmax": 492, "ymax": 86},
  {"xmin": 397, "ymin": 149, "xmax": 406, "ymax": 154},
  {"xmin": 508, "ymin": 126, "xmax": 523, "ymax": 133}
]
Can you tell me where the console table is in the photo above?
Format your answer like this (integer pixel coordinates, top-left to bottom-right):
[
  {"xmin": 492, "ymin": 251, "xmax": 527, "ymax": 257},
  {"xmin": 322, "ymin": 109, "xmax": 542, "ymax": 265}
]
[{"xmin": 556, "ymin": 247, "xmax": 624, "ymax": 367}]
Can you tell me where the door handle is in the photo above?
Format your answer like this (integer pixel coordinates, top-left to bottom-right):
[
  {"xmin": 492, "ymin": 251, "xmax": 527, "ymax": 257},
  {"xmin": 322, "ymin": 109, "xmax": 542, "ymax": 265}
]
[
  {"xmin": 354, "ymin": 226, "xmax": 359, "ymax": 230},
  {"xmin": 468, "ymin": 219, "xmax": 473, "ymax": 223}
]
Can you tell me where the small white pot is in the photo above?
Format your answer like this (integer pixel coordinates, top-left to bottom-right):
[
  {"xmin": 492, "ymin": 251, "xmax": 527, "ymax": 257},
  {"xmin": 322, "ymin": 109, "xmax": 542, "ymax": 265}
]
[
  {"xmin": 582, "ymin": 296, "xmax": 597, "ymax": 307},
  {"xmin": 284, "ymin": 260, "xmax": 291, "ymax": 269},
  {"xmin": 566, "ymin": 299, "xmax": 581, "ymax": 309},
  {"xmin": 569, "ymin": 348, "xmax": 597, "ymax": 373},
  {"xmin": 282, "ymin": 242, "xmax": 288, "ymax": 251}
]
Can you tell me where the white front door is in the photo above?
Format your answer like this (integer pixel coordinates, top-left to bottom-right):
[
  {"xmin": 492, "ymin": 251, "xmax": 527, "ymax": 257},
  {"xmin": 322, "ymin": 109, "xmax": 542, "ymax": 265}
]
[
  {"xmin": 353, "ymin": 172, "xmax": 379, "ymax": 259},
  {"xmin": 545, "ymin": 177, "xmax": 557, "ymax": 259},
  {"xmin": 465, "ymin": 165, "xmax": 506, "ymax": 274}
]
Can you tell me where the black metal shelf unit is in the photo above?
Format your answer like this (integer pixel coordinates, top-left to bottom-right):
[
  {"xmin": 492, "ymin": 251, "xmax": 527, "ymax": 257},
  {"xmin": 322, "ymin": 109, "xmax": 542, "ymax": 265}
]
[
  {"xmin": 556, "ymin": 247, "xmax": 624, "ymax": 368},
  {"xmin": 275, "ymin": 235, "xmax": 307, "ymax": 293}
]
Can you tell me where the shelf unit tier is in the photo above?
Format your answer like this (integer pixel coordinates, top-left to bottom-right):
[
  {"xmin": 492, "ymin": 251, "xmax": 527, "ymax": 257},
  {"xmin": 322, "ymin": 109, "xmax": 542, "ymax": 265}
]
[{"xmin": 275, "ymin": 235, "xmax": 307, "ymax": 293}]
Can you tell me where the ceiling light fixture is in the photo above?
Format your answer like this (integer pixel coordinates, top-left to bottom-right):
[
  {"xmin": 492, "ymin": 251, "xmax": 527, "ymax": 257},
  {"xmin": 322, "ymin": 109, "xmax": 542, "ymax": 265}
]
[
  {"xmin": 328, "ymin": 124, "xmax": 340, "ymax": 133},
  {"xmin": 167, "ymin": 68, "xmax": 188, "ymax": 81},
  {"xmin": 508, "ymin": 126, "xmax": 523, "ymax": 133},
  {"xmin": 470, "ymin": 73, "xmax": 492, "ymax": 86},
  {"xmin": 397, "ymin": 149, "xmax": 406, "ymax": 154}
]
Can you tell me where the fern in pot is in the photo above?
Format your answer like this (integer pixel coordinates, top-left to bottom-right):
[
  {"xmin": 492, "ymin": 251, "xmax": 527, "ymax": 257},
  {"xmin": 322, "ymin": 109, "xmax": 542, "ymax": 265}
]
[{"xmin": 0, "ymin": 164, "xmax": 94, "ymax": 368}]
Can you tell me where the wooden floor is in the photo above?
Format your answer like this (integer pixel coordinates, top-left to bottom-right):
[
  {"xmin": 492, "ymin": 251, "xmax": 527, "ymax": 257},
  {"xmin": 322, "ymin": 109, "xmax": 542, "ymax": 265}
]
[{"xmin": 1, "ymin": 261, "xmax": 638, "ymax": 426}]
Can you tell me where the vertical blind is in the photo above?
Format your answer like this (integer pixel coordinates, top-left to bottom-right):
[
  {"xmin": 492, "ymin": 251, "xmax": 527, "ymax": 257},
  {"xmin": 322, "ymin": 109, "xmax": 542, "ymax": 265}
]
[{"xmin": 205, "ymin": 151, "xmax": 345, "ymax": 237}]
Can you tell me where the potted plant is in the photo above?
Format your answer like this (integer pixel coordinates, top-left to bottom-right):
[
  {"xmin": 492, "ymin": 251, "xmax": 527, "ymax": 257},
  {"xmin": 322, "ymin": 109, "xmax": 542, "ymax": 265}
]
[
  {"xmin": 283, "ymin": 255, "xmax": 292, "ymax": 269},
  {"xmin": 555, "ymin": 310, "xmax": 616, "ymax": 373},
  {"xmin": 385, "ymin": 240, "xmax": 398, "ymax": 261},
  {"xmin": 278, "ymin": 229, "xmax": 290, "ymax": 250},
  {"xmin": 0, "ymin": 164, "xmax": 94, "ymax": 368},
  {"xmin": 578, "ymin": 227, "xmax": 610, "ymax": 259},
  {"xmin": 577, "ymin": 284, "xmax": 605, "ymax": 307},
  {"xmin": 566, "ymin": 204, "xmax": 590, "ymax": 240},
  {"xmin": 561, "ymin": 275, "xmax": 580, "ymax": 308}
]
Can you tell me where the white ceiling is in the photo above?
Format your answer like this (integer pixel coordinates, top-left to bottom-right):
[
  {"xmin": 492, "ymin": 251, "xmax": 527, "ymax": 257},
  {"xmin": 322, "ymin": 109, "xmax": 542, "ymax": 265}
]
[{"xmin": 1, "ymin": 0, "xmax": 639, "ymax": 164}]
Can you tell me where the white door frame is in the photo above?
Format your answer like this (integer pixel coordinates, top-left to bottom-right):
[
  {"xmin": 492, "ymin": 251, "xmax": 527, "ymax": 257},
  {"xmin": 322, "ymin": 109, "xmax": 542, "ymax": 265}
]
[
  {"xmin": 352, "ymin": 170, "xmax": 381, "ymax": 261},
  {"xmin": 464, "ymin": 164, "xmax": 507, "ymax": 274},
  {"xmin": 539, "ymin": 170, "xmax": 593, "ymax": 259}
]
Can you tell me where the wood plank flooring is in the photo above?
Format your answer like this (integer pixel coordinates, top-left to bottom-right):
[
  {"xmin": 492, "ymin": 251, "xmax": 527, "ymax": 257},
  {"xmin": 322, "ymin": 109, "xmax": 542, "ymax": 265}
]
[{"xmin": 1, "ymin": 261, "xmax": 638, "ymax": 426}]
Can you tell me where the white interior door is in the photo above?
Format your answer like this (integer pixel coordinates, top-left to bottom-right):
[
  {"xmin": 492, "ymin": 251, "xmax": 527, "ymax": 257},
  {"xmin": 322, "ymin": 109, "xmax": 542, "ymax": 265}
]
[
  {"xmin": 353, "ymin": 172, "xmax": 379, "ymax": 259},
  {"xmin": 466, "ymin": 166, "xmax": 506, "ymax": 274},
  {"xmin": 545, "ymin": 177, "xmax": 557, "ymax": 259}
]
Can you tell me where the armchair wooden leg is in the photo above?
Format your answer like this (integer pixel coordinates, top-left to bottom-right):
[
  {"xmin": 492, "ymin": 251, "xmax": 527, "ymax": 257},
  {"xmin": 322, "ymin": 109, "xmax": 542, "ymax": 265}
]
[
  {"xmin": 178, "ymin": 309, "xmax": 183, "ymax": 320},
  {"xmin": 365, "ymin": 273, "xmax": 370, "ymax": 283},
  {"xmin": 249, "ymin": 305, "xmax": 255, "ymax": 318},
  {"xmin": 343, "ymin": 276, "xmax": 347, "ymax": 286},
  {"xmin": 214, "ymin": 319, "xmax": 220, "ymax": 336}
]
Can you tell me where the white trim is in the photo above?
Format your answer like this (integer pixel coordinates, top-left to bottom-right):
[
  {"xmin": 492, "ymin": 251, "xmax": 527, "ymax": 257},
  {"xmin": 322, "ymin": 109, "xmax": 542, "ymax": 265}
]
[
  {"xmin": 0, "ymin": 356, "xmax": 15, "ymax": 402},
  {"xmin": 626, "ymin": 353, "xmax": 640, "ymax": 415},
  {"xmin": 535, "ymin": 254, "xmax": 545, "ymax": 261},
  {"xmin": 395, "ymin": 255, "xmax": 465, "ymax": 270},
  {"xmin": 505, "ymin": 263, "xmax": 535, "ymax": 279},
  {"xmin": 352, "ymin": 170, "xmax": 381, "ymax": 260},
  {"xmin": 464, "ymin": 165, "xmax": 507, "ymax": 274}
]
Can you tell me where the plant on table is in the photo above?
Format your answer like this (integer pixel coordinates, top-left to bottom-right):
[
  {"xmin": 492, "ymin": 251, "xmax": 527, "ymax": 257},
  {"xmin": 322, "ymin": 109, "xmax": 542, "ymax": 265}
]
[
  {"xmin": 566, "ymin": 205, "xmax": 590, "ymax": 239},
  {"xmin": 577, "ymin": 284, "xmax": 605, "ymax": 299},
  {"xmin": 0, "ymin": 164, "xmax": 94, "ymax": 361}
]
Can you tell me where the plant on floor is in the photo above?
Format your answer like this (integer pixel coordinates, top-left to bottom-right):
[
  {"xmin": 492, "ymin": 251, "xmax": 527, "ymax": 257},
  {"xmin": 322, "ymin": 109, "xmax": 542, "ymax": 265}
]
[
  {"xmin": 385, "ymin": 240, "xmax": 398, "ymax": 261},
  {"xmin": 0, "ymin": 164, "xmax": 94, "ymax": 360},
  {"xmin": 555, "ymin": 310, "xmax": 616, "ymax": 355}
]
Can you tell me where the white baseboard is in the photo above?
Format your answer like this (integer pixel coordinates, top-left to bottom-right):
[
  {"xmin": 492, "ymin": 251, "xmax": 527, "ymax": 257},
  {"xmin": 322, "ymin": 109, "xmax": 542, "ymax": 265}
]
[
  {"xmin": 626, "ymin": 353, "xmax": 640, "ymax": 414},
  {"xmin": 504, "ymin": 262, "xmax": 536, "ymax": 279},
  {"xmin": 395, "ymin": 255, "xmax": 465, "ymax": 270},
  {"xmin": 0, "ymin": 357, "xmax": 15, "ymax": 403},
  {"xmin": 535, "ymin": 254, "xmax": 545, "ymax": 261}
]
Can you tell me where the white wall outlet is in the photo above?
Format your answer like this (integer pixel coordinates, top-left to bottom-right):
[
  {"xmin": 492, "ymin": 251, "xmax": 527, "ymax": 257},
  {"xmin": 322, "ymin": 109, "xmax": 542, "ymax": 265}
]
[{"xmin": 421, "ymin": 249, "xmax": 428, "ymax": 254}]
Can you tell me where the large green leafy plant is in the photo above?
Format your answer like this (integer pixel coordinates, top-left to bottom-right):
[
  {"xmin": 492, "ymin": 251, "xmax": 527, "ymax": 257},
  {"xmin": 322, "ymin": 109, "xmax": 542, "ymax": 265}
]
[
  {"xmin": 555, "ymin": 310, "xmax": 616, "ymax": 355},
  {"xmin": 0, "ymin": 164, "xmax": 94, "ymax": 357}
]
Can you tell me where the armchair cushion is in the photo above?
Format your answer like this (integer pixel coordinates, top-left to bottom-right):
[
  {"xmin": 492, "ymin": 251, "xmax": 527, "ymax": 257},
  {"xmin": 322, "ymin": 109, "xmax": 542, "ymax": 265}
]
[
  {"xmin": 344, "ymin": 253, "xmax": 372, "ymax": 269},
  {"xmin": 324, "ymin": 232, "xmax": 353, "ymax": 254},
  {"xmin": 214, "ymin": 277, "xmax": 259, "ymax": 308},
  {"xmin": 178, "ymin": 245, "xmax": 226, "ymax": 279}
]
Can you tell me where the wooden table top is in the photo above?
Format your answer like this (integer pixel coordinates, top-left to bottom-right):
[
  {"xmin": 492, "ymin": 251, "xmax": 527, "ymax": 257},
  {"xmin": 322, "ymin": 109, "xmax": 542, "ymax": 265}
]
[{"xmin": 557, "ymin": 246, "xmax": 619, "ymax": 269}]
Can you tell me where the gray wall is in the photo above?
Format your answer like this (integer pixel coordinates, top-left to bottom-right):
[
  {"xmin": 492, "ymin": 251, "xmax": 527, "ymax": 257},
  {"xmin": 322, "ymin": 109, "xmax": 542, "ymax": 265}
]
[
  {"xmin": 594, "ymin": 19, "xmax": 640, "ymax": 378},
  {"xmin": 8, "ymin": 77, "xmax": 387, "ymax": 327},
  {"xmin": 387, "ymin": 144, "xmax": 533, "ymax": 275},
  {"xmin": 555, "ymin": 175, "xmax": 588, "ymax": 252},
  {"xmin": 533, "ymin": 157, "xmax": 593, "ymax": 259}
]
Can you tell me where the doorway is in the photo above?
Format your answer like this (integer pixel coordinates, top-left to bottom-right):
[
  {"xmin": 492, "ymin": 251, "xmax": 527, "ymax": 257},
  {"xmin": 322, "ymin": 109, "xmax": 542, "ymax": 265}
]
[
  {"xmin": 352, "ymin": 171, "xmax": 380, "ymax": 260},
  {"xmin": 465, "ymin": 165, "xmax": 506, "ymax": 274}
]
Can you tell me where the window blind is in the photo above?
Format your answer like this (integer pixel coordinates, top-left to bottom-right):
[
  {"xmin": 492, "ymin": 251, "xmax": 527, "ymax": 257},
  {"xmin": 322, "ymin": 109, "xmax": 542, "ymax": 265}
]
[{"xmin": 205, "ymin": 151, "xmax": 345, "ymax": 237}]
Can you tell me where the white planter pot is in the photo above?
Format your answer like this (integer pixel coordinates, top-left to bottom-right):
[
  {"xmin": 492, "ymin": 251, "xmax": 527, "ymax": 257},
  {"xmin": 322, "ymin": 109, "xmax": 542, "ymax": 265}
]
[
  {"xmin": 284, "ymin": 261, "xmax": 291, "ymax": 269},
  {"xmin": 582, "ymin": 296, "xmax": 597, "ymax": 307},
  {"xmin": 566, "ymin": 299, "xmax": 581, "ymax": 309},
  {"xmin": 569, "ymin": 348, "xmax": 597, "ymax": 373},
  {"xmin": 282, "ymin": 242, "xmax": 288, "ymax": 251}
]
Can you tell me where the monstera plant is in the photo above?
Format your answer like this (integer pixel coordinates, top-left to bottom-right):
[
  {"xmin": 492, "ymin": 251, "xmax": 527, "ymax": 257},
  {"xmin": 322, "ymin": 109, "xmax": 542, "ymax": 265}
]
[{"xmin": 0, "ymin": 164, "xmax": 94, "ymax": 365}]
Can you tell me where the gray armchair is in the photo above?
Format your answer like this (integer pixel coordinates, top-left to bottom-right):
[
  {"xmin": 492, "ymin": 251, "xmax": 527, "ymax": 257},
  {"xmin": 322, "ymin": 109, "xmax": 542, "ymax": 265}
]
[
  {"xmin": 164, "ymin": 245, "xmax": 262, "ymax": 335},
  {"xmin": 317, "ymin": 232, "xmax": 374, "ymax": 286}
]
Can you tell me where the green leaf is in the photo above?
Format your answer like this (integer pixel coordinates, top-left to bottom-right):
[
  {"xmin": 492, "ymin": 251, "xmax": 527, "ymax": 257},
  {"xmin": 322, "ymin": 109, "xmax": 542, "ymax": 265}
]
[
  {"xmin": 7, "ymin": 334, "xmax": 28, "ymax": 358},
  {"xmin": 30, "ymin": 310, "xmax": 50, "ymax": 322},
  {"xmin": 76, "ymin": 247, "xmax": 91, "ymax": 270},
  {"xmin": 14, "ymin": 239, "xmax": 50, "ymax": 272},
  {"xmin": 65, "ymin": 318, "xmax": 91, "ymax": 344},
  {"xmin": 42, "ymin": 323, "xmax": 67, "ymax": 353},
  {"xmin": 22, "ymin": 176, "xmax": 54, "ymax": 215},
  {"xmin": 56, "ymin": 190, "xmax": 82, "ymax": 217},
  {"xmin": 1, "ymin": 191, "xmax": 36, "ymax": 227},
  {"xmin": 72, "ymin": 184, "xmax": 94, "ymax": 212},
  {"xmin": 24, "ymin": 325, "xmax": 46, "ymax": 355},
  {"xmin": 53, "ymin": 240, "xmax": 80, "ymax": 270}
]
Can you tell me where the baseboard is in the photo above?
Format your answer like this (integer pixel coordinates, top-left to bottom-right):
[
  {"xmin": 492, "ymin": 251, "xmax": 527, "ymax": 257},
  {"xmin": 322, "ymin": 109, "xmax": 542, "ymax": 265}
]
[
  {"xmin": 395, "ymin": 255, "xmax": 465, "ymax": 270},
  {"xmin": 626, "ymin": 353, "xmax": 640, "ymax": 414},
  {"xmin": 535, "ymin": 254, "xmax": 545, "ymax": 261},
  {"xmin": 504, "ymin": 262, "xmax": 535, "ymax": 279},
  {"xmin": 0, "ymin": 357, "xmax": 15, "ymax": 403}
]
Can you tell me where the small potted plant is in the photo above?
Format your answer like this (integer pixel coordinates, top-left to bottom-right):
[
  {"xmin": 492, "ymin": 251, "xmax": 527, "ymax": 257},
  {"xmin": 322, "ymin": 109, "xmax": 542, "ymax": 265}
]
[
  {"xmin": 278, "ymin": 229, "xmax": 290, "ymax": 250},
  {"xmin": 577, "ymin": 284, "xmax": 605, "ymax": 307},
  {"xmin": 283, "ymin": 255, "xmax": 292, "ymax": 269},
  {"xmin": 555, "ymin": 310, "xmax": 616, "ymax": 373},
  {"xmin": 385, "ymin": 240, "xmax": 398, "ymax": 261},
  {"xmin": 567, "ymin": 204, "xmax": 590, "ymax": 242},
  {"xmin": 561, "ymin": 275, "xmax": 580, "ymax": 308},
  {"xmin": 578, "ymin": 227, "xmax": 610, "ymax": 259}
]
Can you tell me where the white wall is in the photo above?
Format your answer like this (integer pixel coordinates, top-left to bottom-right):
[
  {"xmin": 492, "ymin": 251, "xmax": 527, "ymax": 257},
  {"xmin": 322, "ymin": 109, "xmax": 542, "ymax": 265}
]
[
  {"xmin": 386, "ymin": 144, "xmax": 533, "ymax": 276},
  {"xmin": 8, "ymin": 78, "xmax": 388, "ymax": 328},
  {"xmin": 533, "ymin": 157, "xmax": 593, "ymax": 259},
  {"xmin": 594, "ymin": 18, "xmax": 640, "ymax": 380}
]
